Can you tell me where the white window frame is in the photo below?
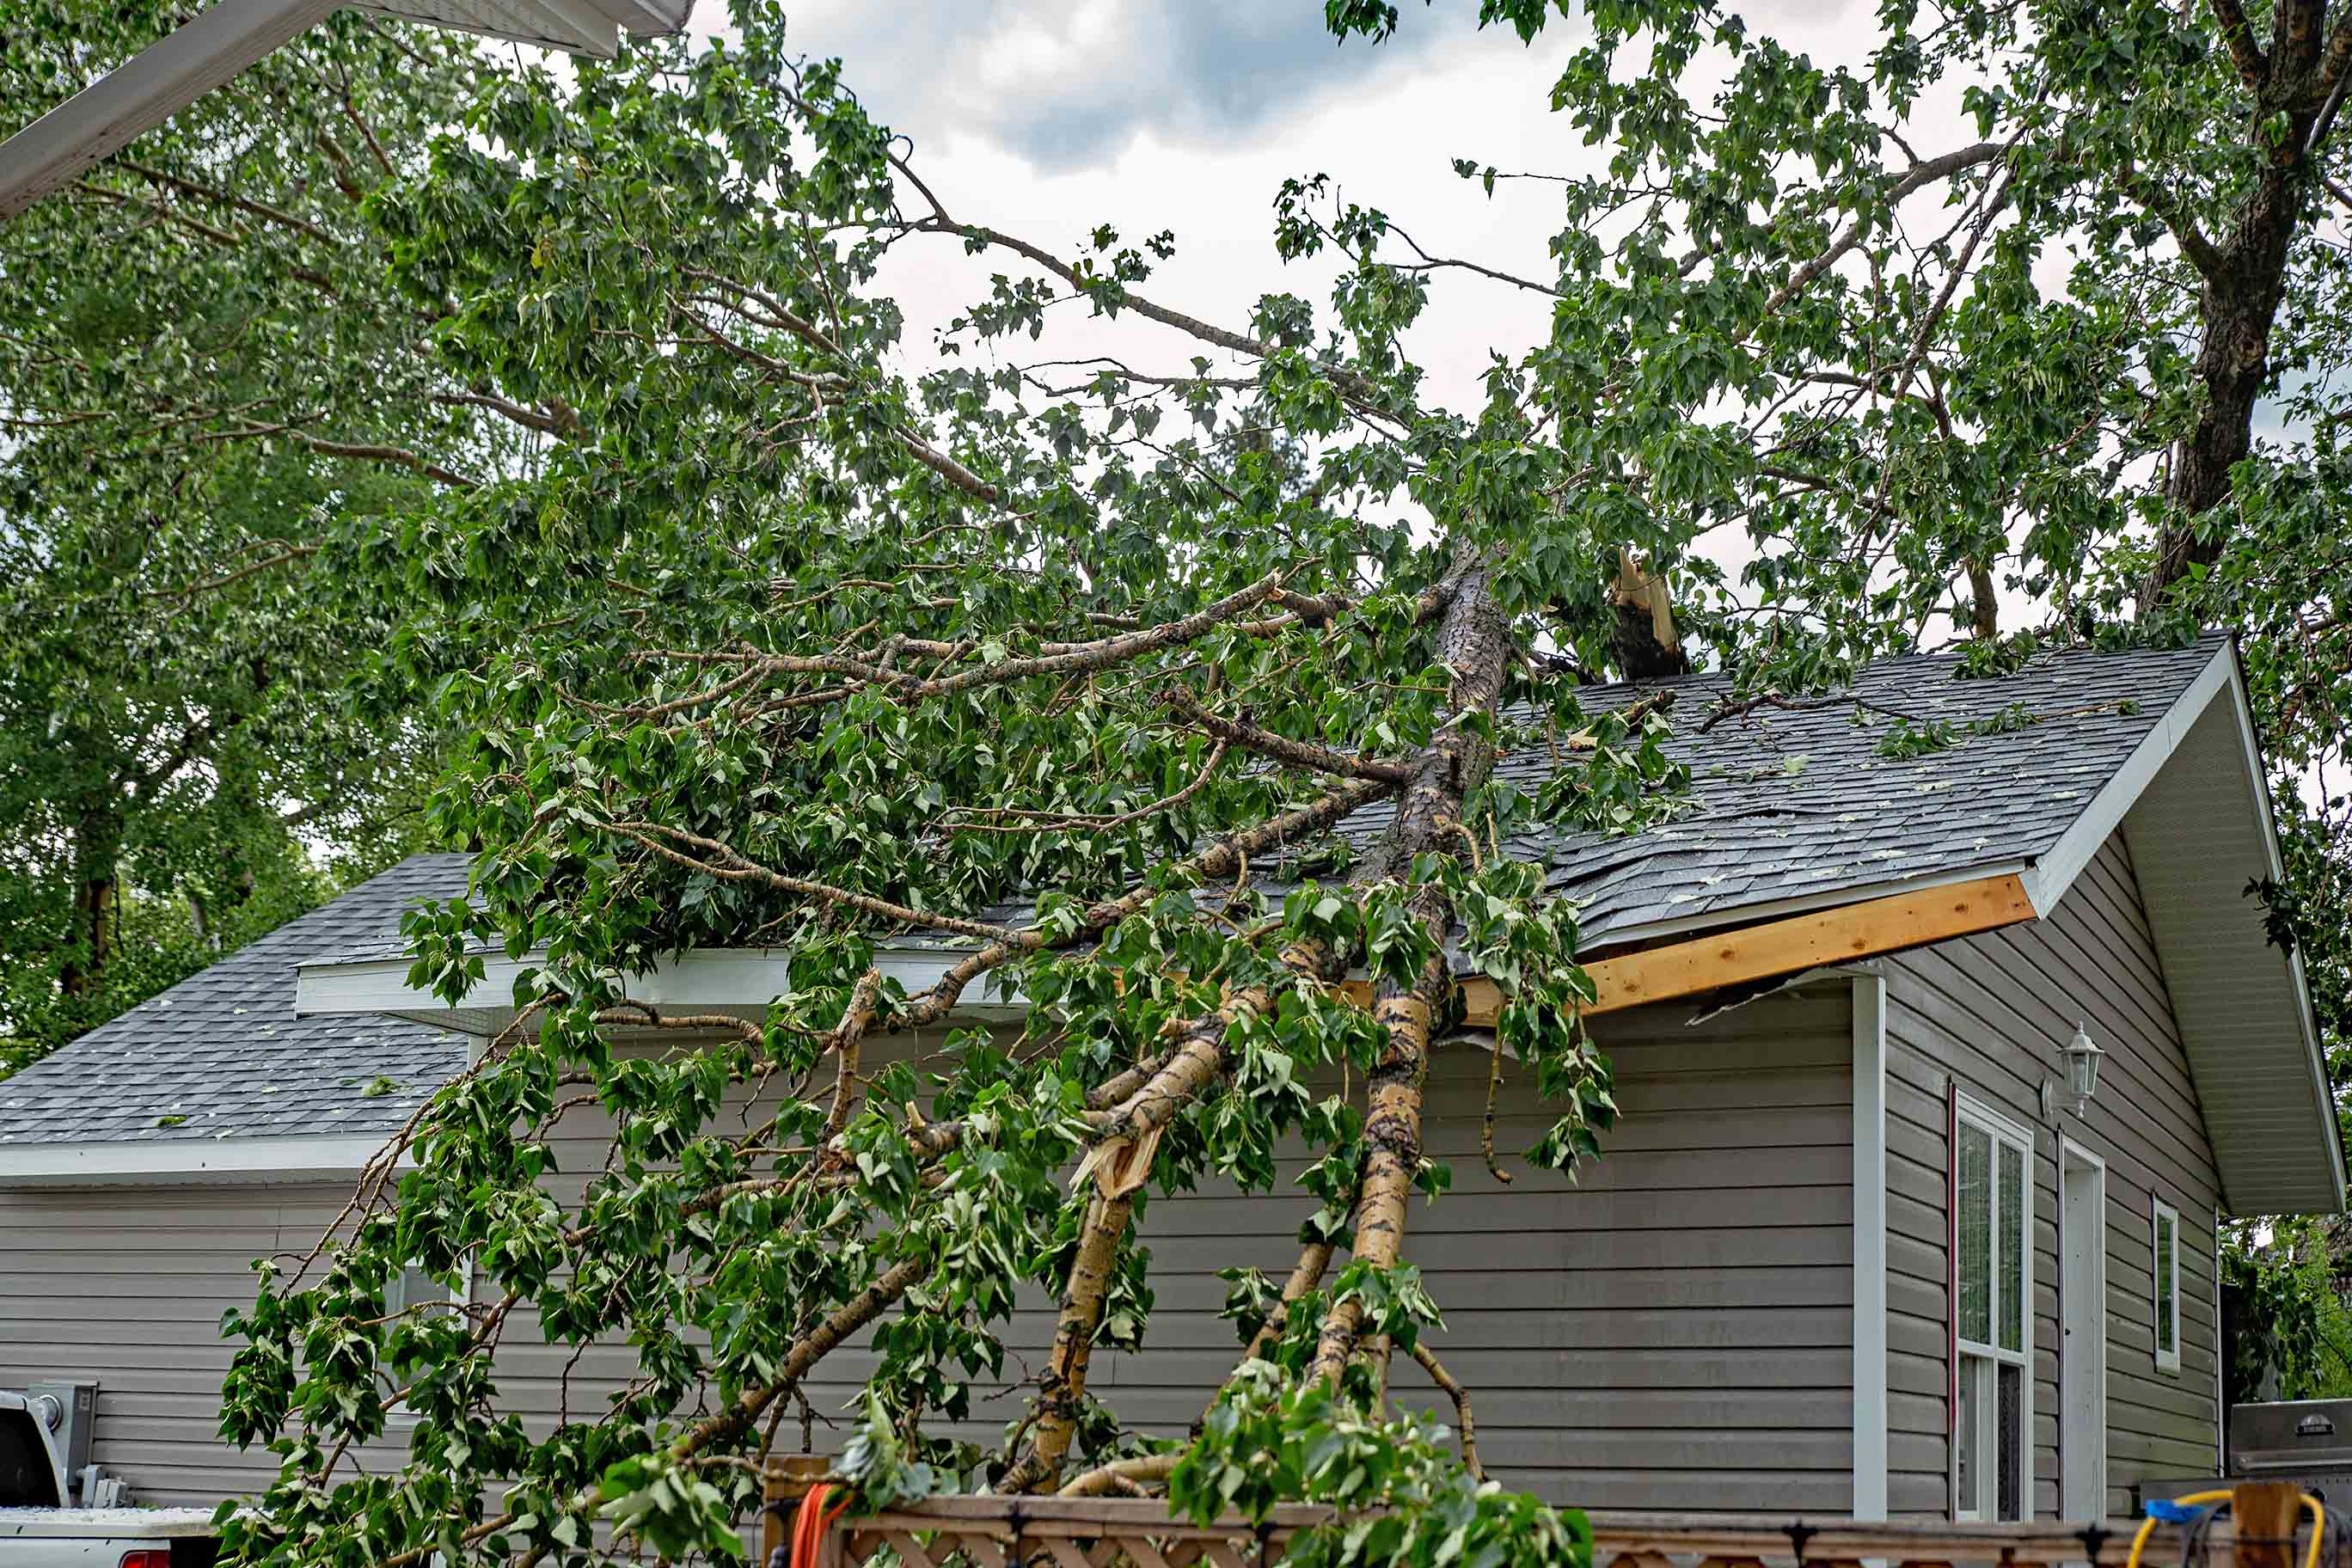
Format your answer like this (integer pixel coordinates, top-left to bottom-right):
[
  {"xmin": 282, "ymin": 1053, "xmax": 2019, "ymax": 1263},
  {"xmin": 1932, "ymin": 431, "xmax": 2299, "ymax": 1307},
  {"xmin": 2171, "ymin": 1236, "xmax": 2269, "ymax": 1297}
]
[
  {"xmin": 382, "ymin": 1257, "xmax": 473, "ymax": 1425},
  {"xmin": 2152, "ymin": 1199, "xmax": 2183, "ymax": 1375},
  {"xmin": 1955, "ymin": 1095, "xmax": 2036, "ymax": 1522}
]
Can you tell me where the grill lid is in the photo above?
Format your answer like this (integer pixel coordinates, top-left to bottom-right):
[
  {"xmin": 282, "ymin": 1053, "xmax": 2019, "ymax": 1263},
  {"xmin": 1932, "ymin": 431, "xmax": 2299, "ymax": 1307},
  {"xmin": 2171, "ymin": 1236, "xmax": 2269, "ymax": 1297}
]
[{"xmin": 2232, "ymin": 1400, "xmax": 2352, "ymax": 1472}]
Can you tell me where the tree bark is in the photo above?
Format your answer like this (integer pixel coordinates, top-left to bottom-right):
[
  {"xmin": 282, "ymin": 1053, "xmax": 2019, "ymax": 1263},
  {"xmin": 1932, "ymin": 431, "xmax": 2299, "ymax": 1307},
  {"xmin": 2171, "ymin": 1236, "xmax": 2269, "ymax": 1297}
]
[
  {"xmin": 1310, "ymin": 571, "xmax": 1510, "ymax": 1385},
  {"xmin": 2144, "ymin": 27, "xmax": 2333, "ymax": 603},
  {"xmin": 2150, "ymin": 162, "xmax": 2305, "ymax": 598},
  {"xmin": 58, "ymin": 804, "xmax": 125, "ymax": 1001},
  {"xmin": 1012, "ymin": 1185, "xmax": 1134, "ymax": 1487}
]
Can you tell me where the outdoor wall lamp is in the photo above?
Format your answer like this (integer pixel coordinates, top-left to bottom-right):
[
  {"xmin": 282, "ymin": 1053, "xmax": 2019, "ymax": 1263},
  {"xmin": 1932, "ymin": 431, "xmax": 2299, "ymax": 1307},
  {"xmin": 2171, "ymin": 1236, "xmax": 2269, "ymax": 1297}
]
[
  {"xmin": 2060, "ymin": 1020, "xmax": 2105, "ymax": 1118},
  {"xmin": 2038, "ymin": 1020, "xmax": 2106, "ymax": 1122}
]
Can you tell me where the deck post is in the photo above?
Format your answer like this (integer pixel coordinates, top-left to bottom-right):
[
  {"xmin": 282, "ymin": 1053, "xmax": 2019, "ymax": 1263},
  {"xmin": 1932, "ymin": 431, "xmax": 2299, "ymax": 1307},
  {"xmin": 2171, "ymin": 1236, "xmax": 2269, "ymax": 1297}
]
[{"xmin": 2232, "ymin": 1481, "xmax": 2304, "ymax": 1568}]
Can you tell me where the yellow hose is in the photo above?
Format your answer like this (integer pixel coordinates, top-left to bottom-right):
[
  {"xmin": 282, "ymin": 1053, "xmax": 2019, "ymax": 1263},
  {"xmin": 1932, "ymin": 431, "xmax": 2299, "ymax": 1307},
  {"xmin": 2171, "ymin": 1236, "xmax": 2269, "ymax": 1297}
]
[{"xmin": 2125, "ymin": 1489, "xmax": 2324, "ymax": 1568}]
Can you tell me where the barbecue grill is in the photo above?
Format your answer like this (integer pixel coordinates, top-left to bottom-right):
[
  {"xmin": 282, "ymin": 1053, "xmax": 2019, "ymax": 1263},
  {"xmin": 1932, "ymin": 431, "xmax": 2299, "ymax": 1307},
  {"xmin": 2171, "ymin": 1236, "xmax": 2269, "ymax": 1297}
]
[{"xmin": 2141, "ymin": 1400, "xmax": 2352, "ymax": 1513}]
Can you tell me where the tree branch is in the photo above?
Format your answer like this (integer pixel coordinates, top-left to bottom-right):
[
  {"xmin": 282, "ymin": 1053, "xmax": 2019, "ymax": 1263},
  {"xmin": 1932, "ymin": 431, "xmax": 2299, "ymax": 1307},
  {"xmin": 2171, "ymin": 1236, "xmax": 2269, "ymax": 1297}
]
[
  {"xmin": 610, "ymin": 822, "xmax": 1022, "ymax": 940},
  {"xmin": 1755, "ymin": 142, "xmax": 2006, "ymax": 324},
  {"xmin": 1161, "ymin": 689, "xmax": 1415, "ymax": 783},
  {"xmin": 1409, "ymin": 1340, "xmax": 1484, "ymax": 1479},
  {"xmin": 2212, "ymin": 0, "xmax": 2270, "ymax": 90}
]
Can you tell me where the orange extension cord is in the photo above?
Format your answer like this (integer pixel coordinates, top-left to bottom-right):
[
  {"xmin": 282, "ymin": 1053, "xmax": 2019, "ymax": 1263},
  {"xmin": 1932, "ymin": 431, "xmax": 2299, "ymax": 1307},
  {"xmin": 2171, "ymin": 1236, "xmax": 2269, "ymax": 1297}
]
[{"xmin": 787, "ymin": 1483, "xmax": 850, "ymax": 1568}]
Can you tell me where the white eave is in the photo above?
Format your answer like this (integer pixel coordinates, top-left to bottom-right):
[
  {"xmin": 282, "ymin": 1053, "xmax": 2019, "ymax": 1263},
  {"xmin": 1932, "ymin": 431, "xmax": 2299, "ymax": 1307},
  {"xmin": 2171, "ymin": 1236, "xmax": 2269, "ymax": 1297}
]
[
  {"xmin": 291, "ymin": 944, "xmax": 1027, "ymax": 1037},
  {"xmin": 0, "ymin": 1132, "xmax": 407, "ymax": 1188}
]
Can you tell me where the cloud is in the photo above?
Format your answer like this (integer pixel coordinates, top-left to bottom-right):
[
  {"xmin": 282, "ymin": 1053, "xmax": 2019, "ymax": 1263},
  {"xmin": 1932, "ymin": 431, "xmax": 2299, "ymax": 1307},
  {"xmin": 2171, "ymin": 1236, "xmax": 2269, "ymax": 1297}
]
[{"xmin": 775, "ymin": 1, "xmax": 1476, "ymax": 172}]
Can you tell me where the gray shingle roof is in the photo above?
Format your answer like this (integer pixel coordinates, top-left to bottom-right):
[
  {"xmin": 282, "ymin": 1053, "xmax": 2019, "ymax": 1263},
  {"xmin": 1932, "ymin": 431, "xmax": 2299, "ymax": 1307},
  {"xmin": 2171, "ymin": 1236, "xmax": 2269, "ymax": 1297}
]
[
  {"xmin": 0, "ymin": 635, "xmax": 2232, "ymax": 1150},
  {"xmin": 0, "ymin": 854, "xmax": 474, "ymax": 1147},
  {"xmin": 962, "ymin": 632, "xmax": 2226, "ymax": 946},
  {"xmin": 1490, "ymin": 631, "xmax": 2228, "ymax": 946}
]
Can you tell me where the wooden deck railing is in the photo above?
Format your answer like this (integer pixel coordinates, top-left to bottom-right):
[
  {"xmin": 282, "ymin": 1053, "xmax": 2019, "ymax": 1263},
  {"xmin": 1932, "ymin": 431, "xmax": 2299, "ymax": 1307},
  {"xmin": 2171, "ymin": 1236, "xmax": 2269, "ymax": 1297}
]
[{"xmin": 759, "ymin": 1482, "xmax": 2314, "ymax": 1568}]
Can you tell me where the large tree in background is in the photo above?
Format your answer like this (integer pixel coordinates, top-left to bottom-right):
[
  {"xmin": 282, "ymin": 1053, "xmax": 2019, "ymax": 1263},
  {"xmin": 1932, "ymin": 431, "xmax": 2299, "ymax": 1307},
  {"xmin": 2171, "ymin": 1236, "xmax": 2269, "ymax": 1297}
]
[
  {"xmin": 0, "ymin": 0, "xmax": 2337, "ymax": 1562},
  {"xmin": 0, "ymin": 3, "xmax": 536, "ymax": 1062}
]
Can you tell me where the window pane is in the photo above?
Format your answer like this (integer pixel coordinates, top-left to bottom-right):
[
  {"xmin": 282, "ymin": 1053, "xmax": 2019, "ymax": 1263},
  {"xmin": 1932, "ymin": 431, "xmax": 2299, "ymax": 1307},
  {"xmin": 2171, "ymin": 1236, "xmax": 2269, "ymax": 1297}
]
[
  {"xmin": 2156, "ymin": 1213, "xmax": 2176, "ymax": 1354},
  {"xmin": 1999, "ymin": 1139, "xmax": 2025, "ymax": 1354},
  {"xmin": 1957, "ymin": 1354, "xmax": 1981, "ymax": 1516},
  {"xmin": 1959, "ymin": 1123, "xmax": 1993, "ymax": 1345},
  {"xmin": 387, "ymin": 1260, "xmax": 450, "ymax": 1317},
  {"xmin": 1997, "ymin": 1361, "xmax": 2023, "ymax": 1521}
]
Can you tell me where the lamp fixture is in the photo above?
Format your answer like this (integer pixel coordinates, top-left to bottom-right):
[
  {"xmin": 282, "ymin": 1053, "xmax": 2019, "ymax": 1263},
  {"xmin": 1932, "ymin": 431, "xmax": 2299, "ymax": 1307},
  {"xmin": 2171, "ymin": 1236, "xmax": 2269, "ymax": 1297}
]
[{"xmin": 2060, "ymin": 1020, "xmax": 2105, "ymax": 1118}]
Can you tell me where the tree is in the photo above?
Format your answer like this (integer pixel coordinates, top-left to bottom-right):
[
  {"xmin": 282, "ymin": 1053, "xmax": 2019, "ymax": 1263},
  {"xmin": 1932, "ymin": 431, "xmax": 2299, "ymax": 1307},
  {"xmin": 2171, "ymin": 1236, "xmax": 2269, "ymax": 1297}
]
[
  {"xmin": 0, "ymin": 2, "xmax": 532, "ymax": 1062},
  {"xmin": 83, "ymin": 0, "xmax": 2336, "ymax": 1563}
]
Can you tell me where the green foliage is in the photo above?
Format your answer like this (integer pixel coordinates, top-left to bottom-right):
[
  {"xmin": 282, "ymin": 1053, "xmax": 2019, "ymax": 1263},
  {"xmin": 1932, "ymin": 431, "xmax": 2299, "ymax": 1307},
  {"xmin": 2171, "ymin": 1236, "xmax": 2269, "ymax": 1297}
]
[
  {"xmin": 0, "ymin": 1, "xmax": 468, "ymax": 1069},
  {"xmin": 1176, "ymin": 1364, "xmax": 1589, "ymax": 1568},
  {"xmin": 2223, "ymin": 1218, "xmax": 2352, "ymax": 1406}
]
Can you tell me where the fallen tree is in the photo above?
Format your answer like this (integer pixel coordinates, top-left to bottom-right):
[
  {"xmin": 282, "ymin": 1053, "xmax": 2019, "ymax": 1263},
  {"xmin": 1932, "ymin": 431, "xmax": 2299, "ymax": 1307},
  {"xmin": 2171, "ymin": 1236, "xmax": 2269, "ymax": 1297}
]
[{"xmin": 113, "ymin": 2, "xmax": 2350, "ymax": 1565}]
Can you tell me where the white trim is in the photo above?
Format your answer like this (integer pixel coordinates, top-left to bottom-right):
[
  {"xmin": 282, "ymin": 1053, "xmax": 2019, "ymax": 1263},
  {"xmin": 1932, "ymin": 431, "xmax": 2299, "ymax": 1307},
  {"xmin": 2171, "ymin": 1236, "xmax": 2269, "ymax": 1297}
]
[
  {"xmin": 1954, "ymin": 1092, "xmax": 2036, "ymax": 1522},
  {"xmin": 2019, "ymin": 645, "xmax": 2232, "ymax": 918},
  {"xmin": 0, "ymin": 1133, "xmax": 399, "ymax": 1187},
  {"xmin": 2152, "ymin": 1198, "xmax": 2184, "ymax": 1375},
  {"xmin": 294, "ymin": 945, "xmax": 1026, "ymax": 1033},
  {"xmin": 1852, "ymin": 975, "xmax": 1890, "ymax": 1522},
  {"xmin": 2059, "ymin": 1140, "xmax": 2108, "ymax": 1522}
]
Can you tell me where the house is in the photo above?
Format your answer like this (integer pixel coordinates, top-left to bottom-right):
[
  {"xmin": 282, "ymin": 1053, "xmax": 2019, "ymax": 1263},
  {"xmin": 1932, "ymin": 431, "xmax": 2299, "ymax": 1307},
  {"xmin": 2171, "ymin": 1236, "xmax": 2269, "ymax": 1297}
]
[{"xmin": 1, "ymin": 631, "xmax": 2339, "ymax": 1522}]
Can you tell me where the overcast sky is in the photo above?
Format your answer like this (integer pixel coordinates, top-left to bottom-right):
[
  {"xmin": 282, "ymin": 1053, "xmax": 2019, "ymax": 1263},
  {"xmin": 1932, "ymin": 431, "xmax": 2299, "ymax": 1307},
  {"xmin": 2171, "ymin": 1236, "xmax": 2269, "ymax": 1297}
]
[{"xmin": 730, "ymin": 0, "xmax": 1921, "ymax": 418}]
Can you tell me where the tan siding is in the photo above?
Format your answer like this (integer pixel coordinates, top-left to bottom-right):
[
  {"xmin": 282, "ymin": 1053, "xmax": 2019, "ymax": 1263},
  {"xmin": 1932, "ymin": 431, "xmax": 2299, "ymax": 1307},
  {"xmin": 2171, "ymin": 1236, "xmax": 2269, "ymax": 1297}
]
[
  {"xmin": 0, "ymin": 986, "xmax": 1856, "ymax": 1514},
  {"xmin": 1883, "ymin": 831, "xmax": 2221, "ymax": 1521}
]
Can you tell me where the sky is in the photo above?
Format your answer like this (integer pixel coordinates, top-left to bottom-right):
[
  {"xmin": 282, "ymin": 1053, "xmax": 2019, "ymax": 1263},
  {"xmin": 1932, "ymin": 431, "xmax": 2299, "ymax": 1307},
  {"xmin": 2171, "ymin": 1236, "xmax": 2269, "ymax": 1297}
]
[
  {"xmin": 769, "ymin": 0, "xmax": 1593, "ymax": 413},
  {"xmin": 752, "ymin": 0, "xmax": 1902, "ymax": 416}
]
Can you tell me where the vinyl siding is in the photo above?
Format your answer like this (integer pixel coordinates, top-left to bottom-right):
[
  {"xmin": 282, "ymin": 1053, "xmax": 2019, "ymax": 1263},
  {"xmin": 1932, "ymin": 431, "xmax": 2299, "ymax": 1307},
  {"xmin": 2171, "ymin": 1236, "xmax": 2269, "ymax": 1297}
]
[
  {"xmin": 1882, "ymin": 831, "xmax": 2221, "ymax": 1520},
  {"xmin": 0, "ymin": 985, "xmax": 1856, "ymax": 1514},
  {"xmin": 0, "ymin": 1184, "xmax": 360, "ymax": 1504}
]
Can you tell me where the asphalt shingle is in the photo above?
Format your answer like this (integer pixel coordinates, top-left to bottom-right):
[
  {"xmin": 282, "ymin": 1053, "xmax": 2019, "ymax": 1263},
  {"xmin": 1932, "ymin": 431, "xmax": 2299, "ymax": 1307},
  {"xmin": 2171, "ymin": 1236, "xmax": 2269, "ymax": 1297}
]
[
  {"xmin": 0, "ymin": 854, "xmax": 474, "ymax": 1148},
  {"xmin": 1503, "ymin": 632, "xmax": 2225, "ymax": 944},
  {"xmin": 0, "ymin": 634, "xmax": 2231, "ymax": 1148}
]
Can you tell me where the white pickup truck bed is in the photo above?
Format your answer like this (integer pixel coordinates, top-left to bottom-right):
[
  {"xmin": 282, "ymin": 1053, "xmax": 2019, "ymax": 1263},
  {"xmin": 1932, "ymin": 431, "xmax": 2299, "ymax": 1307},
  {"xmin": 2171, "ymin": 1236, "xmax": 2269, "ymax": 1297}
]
[
  {"xmin": 0, "ymin": 1387, "xmax": 216, "ymax": 1568},
  {"xmin": 0, "ymin": 1509, "xmax": 217, "ymax": 1567}
]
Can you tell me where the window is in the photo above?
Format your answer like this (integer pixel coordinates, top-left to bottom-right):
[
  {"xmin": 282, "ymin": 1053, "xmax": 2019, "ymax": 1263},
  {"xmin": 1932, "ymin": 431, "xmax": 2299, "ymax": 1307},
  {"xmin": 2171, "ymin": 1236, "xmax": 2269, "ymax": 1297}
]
[
  {"xmin": 2153, "ymin": 1200, "xmax": 2182, "ymax": 1375},
  {"xmin": 382, "ymin": 1259, "xmax": 469, "ymax": 1424},
  {"xmin": 385, "ymin": 1259, "xmax": 468, "ymax": 1318},
  {"xmin": 1956, "ymin": 1098, "xmax": 2034, "ymax": 1522}
]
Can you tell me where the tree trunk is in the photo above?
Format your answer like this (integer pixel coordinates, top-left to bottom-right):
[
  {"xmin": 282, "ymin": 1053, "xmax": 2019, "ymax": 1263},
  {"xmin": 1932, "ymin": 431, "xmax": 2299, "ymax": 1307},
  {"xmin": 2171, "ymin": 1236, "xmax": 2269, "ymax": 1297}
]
[
  {"xmin": 2151, "ymin": 171, "xmax": 2300, "ymax": 598},
  {"xmin": 1310, "ymin": 570, "xmax": 1510, "ymax": 1385},
  {"xmin": 2145, "ymin": 35, "xmax": 2329, "ymax": 604},
  {"xmin": 58, "ymin": 805, "xmax": 125, "ymax": 1001}
]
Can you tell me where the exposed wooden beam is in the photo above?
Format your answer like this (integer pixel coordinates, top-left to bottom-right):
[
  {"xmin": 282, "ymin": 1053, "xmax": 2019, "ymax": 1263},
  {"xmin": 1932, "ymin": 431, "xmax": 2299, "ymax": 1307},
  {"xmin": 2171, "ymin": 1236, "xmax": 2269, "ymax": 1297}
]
[
  {"xmin": 1576, "ymin": 873, "xmax": 2034, "ymax": 1016},
  {"xmin": 1338, "ymin": 873, "xmax": 2036, "ymax": 1026}
]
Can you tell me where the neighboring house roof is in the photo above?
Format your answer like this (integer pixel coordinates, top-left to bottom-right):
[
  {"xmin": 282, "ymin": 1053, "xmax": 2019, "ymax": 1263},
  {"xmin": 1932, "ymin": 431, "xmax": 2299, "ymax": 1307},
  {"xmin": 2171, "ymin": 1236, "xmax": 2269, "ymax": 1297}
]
[
  {"xmin": 1, "ymin": 633, "xmax": 2334, "ymax": 1212},
  {"xmin": 0, "ymin": 854, "xmax": 472, "ymax": 1181}
]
